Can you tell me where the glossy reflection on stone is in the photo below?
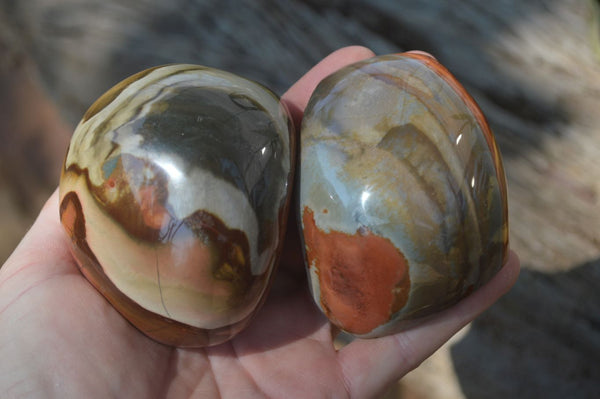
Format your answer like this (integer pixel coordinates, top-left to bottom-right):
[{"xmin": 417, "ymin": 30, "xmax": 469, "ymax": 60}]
[
  {"xmin": 299, "ymin": 53, "xmax": 508, "ymax": 338},
  {"xmin": 59, "ymin": 65, "xmax": 295, "ymax": 347}
]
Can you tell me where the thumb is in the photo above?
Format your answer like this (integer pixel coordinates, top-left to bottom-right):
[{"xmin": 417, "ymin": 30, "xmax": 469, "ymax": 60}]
[{"xmin": 0, "ymin": 189, "xmax": 77, "ymax": 287}]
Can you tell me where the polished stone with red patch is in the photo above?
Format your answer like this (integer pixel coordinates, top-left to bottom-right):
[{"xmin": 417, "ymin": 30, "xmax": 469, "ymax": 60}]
[{"xmin": 299, "ymin": 53, "xmax": 508, "ymax": 338}]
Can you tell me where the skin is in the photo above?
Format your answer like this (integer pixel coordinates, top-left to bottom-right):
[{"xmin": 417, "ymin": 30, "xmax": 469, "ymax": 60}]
[{"xmin": 0, "ymin": 46, "xmax": 520, "ymax": 399}]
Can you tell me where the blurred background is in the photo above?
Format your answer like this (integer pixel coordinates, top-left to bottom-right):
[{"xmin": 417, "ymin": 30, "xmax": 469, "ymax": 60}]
[{"xmin": 1, "ymin": 0, "xmax": 599, "ymax": 397}]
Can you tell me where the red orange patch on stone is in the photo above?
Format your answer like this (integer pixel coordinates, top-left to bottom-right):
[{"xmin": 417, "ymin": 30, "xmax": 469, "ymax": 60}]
[{"xmin": 302, "ymin": 207, "xmax": 410, "ymax": 334}]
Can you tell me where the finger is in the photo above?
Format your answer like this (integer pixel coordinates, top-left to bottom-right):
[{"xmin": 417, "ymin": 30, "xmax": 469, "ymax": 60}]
[
  {"xmin": 1, "ymin": 189, "xmax": 75, "ymax": 278},
  {"xmin": 337, "ymin": 251, "xmax": 520, "ymax": 398},
  {"xmin": 281, "ymin": 45, "xmax": 375, "ymax": 130}
]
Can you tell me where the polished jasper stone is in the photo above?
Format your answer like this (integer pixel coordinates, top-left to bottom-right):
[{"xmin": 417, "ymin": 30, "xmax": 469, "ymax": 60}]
[
  {"xmin": 59, "ymin": 65, "xmax": 294, "ymax": 347},
  {"xmin": 299, "ymin": 53, "xmax": 508, "ymax": 338}
]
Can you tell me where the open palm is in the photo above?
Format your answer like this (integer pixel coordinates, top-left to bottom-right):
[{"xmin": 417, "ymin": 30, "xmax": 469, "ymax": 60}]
[{"xmin": 0, "ymin": 46, "xmax": 520, "ymax": 399}]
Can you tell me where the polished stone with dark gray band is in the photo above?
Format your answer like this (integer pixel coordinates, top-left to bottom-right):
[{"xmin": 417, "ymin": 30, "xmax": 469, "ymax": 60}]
[{"xmin": 60, "ymin": 65, "xmax": 295, "ymax": 347}]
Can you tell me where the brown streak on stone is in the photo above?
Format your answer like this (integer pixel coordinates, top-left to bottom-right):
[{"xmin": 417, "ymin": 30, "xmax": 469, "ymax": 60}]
[
  {"xmin": 82, "ymin": 66, "xmax": 162, "ymax": 123},
  {"xmin": 184, "ymin": 210, "xmax": 253, "ymax": 305},
  {"xmin": 401, "ymin": 52, "xmax": 509, "ymax": 257},
  {"xmin": 58, "ymin": 191, "xmax": 251, "ymax": 347}
]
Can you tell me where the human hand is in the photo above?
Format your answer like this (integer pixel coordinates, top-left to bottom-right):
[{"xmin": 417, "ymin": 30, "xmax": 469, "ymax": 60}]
[{"xmin": 0, "ymin": 46, "xmax": 520, "ymax": 398}]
